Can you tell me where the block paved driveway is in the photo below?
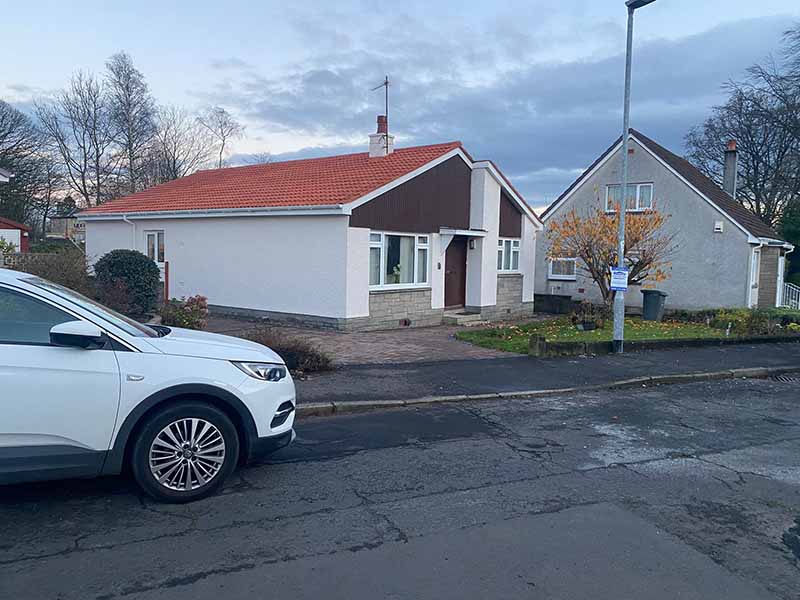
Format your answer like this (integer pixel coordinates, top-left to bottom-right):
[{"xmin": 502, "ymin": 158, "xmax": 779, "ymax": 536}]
[{"xmin": 207, "ymin": 316, "xmax": 511, "ymax": 365}]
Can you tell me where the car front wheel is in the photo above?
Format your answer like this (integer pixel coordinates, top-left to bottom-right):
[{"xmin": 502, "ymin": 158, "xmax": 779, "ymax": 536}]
[{"xmin": 131, "ymin": 402, "xmax": 240, "ymax": 503}]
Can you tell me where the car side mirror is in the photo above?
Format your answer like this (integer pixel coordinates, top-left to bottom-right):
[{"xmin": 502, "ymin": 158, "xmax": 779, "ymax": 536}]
[{"xmin": 50, "ymin": 321, "xmax": 107, "ymax": 350}]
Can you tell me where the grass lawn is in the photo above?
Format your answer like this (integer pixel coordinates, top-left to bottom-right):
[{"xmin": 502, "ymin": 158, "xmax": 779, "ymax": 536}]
[{"xmin": 456, "ymin": 317, "xmax": 725, "ymax": 354}]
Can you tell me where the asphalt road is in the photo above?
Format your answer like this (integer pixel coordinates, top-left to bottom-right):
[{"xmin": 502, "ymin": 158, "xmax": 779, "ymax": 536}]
[{"xmin": 2, "ymin": 377, "xmax": 800, "ymax": 599}]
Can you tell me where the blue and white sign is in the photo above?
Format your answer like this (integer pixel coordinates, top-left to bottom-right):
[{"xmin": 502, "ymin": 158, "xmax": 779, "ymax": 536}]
[{"xmin": 610, "ymin": 267, "xmax": 629, "ymax": 292}]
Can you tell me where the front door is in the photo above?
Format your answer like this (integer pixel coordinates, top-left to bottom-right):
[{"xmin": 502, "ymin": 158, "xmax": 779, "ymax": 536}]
[{"xmin": 444, "ymin": 237, "xmax": 468, "ymax": 308}]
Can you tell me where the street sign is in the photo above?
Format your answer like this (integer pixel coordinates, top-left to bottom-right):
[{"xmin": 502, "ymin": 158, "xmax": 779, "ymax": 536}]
[{"xmin": 610, "ymin": 267, "xmax": 629, "ymax": 292}]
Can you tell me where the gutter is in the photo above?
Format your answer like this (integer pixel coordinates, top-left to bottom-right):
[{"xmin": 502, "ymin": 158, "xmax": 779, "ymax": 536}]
[{"xmin": 78, "ymin": 204, "xmax": 348, "ymax": 221}]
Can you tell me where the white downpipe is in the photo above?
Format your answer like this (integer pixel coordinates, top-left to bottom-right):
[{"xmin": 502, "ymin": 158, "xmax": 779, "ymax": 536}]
[{"xmin": 122, "ymin": 215, "xmax": 136, "ymax": 249}]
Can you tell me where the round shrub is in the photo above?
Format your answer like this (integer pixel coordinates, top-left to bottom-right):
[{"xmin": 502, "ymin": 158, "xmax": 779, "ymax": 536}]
[{"xmin": 94, "ymin": 249, "xmax": 160, "ymax": 316}]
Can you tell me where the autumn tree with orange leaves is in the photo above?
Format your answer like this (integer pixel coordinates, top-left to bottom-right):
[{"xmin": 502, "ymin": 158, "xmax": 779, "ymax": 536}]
[{"xmin": 546, "ymin": 202, "xmax": 677, "ymax": 305}]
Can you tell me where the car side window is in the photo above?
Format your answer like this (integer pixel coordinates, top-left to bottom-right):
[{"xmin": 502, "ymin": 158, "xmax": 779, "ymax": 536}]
[{"xmin": 0, "ymin": 286, "xmax": 74, "ymax": 345}]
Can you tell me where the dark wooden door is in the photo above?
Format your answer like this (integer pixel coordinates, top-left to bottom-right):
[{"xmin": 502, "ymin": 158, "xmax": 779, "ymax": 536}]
[{"xmin": 444, "ymin": 237, "xmax": 467, "ymax": 308}]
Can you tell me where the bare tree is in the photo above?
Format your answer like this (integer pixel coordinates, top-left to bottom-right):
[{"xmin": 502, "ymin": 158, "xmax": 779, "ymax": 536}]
[
  {"xmin": 242, "ymin": 152, "xmax": 272, "ymax": 165},
  {"xmin": 32, "ymin": 154, "xmax": 66, "ymax": 239},
  {"xmin": 143, "ymin": 105, "xmax": 215, "ymax": 184},
  {"xmin": 106, "ymin": 51, "xmax": 156, "ymax": 194},
  {"xmin": 197, "ymin": 106, "xmax": 243, "ymax": 168},
  {"xmin": 685, "ymin": 87, "xmax": 800, "ymax": 227},
  {"xmin": 0, "ymin": 99, "xmax": 40, "ymax": 158},
  {"xmin": 0, "ymin": 101, "xmax": 63, "ymax": 229},
  {"xmin": 784, "ymin": 22, "xmax": 800, "ymax": 79},
  {"xmin": 35, "ymin": 71, "xmax": 117, "ymax": 206}
]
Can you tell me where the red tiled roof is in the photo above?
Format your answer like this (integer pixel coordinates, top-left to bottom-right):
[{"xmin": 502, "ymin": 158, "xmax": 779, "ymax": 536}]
[
  {"xmin": 0, "ymin": 217, "xmax": 30, "ymax": 231},
  {"xmin": 81, "ymin": 142, "xmax": 463, "ymax": 215}
]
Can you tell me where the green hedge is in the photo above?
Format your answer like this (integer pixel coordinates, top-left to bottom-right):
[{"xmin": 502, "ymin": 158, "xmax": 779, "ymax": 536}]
[{"xmin": 670, "ymin": 307, "xmax": 800, "ymax": 336}]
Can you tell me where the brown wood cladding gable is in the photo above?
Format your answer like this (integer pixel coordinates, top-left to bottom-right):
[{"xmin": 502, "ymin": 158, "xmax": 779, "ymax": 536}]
[
  {"xmin": 349, "ymin": 156, "xmax": 471, "ymax": 233},
  {"xmin": 499, "ymin": 191, "xmax": 522, "ymax": 238}
]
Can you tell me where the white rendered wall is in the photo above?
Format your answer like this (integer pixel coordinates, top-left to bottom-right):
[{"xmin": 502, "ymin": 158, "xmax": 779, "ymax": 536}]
[
  {"xmin": 466, "ymin": 166, "xmax": 500, "ymax": 308},
  {"xmin": 430, "ymin": 233, "xmax": 445, "ymax": 310},
  {"xmin": 521, "ymin": 217, "xmax": 537, "ymax": 302},
  {"xmin": 345, "ymin": 227, "xmax": 370, "ymax": 318},
  {"xmin": 85, "ymin": 215, "xmax": 353, "ymax": 318}
]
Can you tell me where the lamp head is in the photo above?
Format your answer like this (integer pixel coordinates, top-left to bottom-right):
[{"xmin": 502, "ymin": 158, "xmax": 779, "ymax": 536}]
[{"xmin": 626, "ymin": 0, "xmax": 657, "ymax": 9}]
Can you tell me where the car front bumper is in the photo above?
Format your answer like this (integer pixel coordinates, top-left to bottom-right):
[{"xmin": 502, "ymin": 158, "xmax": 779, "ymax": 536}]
[{"xmin": 246, "ymin": 428, "xmax": 295, "ymax": 463}]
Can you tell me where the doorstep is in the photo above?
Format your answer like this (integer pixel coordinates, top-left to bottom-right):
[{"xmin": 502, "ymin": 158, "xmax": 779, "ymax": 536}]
[{"xmin": 442, "ymin": 310, "xmax": 488, "ymax": 327}]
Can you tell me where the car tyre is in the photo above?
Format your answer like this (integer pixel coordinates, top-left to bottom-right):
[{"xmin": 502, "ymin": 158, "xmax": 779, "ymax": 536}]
[{"xmin": 131, "ymin": 402, "xmax": 240, "ymax": 503}]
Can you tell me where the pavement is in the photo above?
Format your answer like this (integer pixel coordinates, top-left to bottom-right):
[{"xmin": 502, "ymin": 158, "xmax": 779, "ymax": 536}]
[
  {"xmin": 296, "ymin": 341, "xmax": 800, "ymax": 404},
  {"xmin": 2, "ymin": 377, "xmax": 799, "ymax": 599}
]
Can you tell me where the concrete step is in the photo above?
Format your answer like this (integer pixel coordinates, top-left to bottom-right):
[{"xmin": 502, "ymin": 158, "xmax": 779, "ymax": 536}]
[{"xmin": 443, "ymin": 312, "xmax": 488, "ymax": 326}]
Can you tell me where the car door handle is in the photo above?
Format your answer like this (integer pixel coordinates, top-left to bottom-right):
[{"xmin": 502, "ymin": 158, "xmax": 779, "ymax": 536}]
[{"xmin": 126, "ymin": 374, "xmax": 145, "ymax": 382}]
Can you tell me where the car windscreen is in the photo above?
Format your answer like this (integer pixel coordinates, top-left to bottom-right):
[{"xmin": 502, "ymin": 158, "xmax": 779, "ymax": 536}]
[{"xmin": 25, "ymin": 277, "xmax": 159, "ymax": 338}]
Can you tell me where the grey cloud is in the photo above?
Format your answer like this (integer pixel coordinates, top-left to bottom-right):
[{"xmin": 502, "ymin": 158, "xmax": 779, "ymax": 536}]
[
  {"xmin": 209, "ymin": 57, "xmax": 254, "ymax": 71},
  {"xmin": 200, "ymin": 14, "xmax": 792, "ymax": 204}
]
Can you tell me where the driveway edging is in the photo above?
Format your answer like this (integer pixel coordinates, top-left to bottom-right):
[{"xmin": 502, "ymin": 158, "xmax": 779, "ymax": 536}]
[{"xmin": 297, "ymin": 365, "xmax": 800, "ymax": 417}]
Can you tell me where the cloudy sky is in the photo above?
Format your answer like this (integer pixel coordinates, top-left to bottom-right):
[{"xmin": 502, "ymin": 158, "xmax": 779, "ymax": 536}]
[{"xmin": 2, "ymin": 0, "xmax": 799, "ymax": 208}]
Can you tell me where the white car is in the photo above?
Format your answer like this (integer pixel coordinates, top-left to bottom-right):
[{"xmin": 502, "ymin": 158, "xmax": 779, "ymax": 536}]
[{"xmin": 0, "ymin": 268, "xmax": 295, "ymax": 502}]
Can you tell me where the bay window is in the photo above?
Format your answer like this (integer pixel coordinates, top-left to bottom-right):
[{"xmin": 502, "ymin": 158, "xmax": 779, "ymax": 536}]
[
  {"xmin": 497, "ymin": 238, "xmax": 520, "ymax": 272},
  {"xmin": 605, "ymin": 183, "xmax": 653, "ymax": 212},
  {"xmin": 369, "ymin": 232, "xmax": 429, "ymax": 288}
]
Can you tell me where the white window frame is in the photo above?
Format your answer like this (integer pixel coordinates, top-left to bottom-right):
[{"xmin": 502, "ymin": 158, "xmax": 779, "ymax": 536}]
[
  {"xmin": 497, "ymin": 238, "xmax": 521, "ymax": 273},
  {"xmin": 605, "ymin": 183, "xmax": 654, "ymax": 213},
  {"xmin": 548, "ymin": 257, "xmax": 577, "ymax": 281},
  {"xmin": 144, "ymin": 230, "xmax": 165, "ymax": 265},
  {"xmin": 369, "ymin": 231, "xmax": 430, "ymax": 290}
]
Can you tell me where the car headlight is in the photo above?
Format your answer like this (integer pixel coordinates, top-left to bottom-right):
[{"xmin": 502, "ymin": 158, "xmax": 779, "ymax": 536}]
[{"xmin": 233, "ymin": 362, "xmax": 287, "ymax": 382}]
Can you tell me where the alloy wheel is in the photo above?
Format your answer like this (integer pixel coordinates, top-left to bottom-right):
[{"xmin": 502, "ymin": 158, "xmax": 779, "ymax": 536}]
[{"xmin": 148, "ymin": 418, "xmax": 226, "ymax": 491}]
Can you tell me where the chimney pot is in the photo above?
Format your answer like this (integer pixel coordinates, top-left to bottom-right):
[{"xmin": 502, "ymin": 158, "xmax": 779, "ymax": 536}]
[
  {"xmin": 376, "ymin": 115, "xmax": 388, "ymax": 134},
  {"xmin": 723, "ymin": 139, "xmax": 738, "ymax": 197}
]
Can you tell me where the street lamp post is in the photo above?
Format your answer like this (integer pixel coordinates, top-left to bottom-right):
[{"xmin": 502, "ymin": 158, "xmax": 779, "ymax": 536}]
[{"xmin": 612, "ymin": 0, "xmax": 657, "ymax": 354}]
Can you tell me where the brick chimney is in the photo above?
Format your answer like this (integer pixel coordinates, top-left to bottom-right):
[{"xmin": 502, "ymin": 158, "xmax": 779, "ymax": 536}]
[
  {"xmin": 369, "ymin": 115, "xmax": 394, "ymax": 157},
  {"xmin": 722, "ymin": 140, "xmax": 738, "ymax": 198}
]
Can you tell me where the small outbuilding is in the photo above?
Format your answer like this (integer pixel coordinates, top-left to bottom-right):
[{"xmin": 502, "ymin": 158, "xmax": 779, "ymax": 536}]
[{"xmin": 0, "ymin": 217, "xmax": 30, "ymax": 253}]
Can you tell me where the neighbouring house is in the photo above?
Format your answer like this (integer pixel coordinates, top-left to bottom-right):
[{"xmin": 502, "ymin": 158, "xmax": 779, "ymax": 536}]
[
  {"xmin": 535, "ymin": 129, "xmax": 793, "ymax": 310},
  {"xmin": 80, "ymin": 117, "xmax": 542, "ymax": 330},
  {"xmin": 0, "ymin": 217, "xmax": 30, "ymax": 253},
  {"xmin": 48, "ymin": 206, "xmax": 85, "ymax": 243}
]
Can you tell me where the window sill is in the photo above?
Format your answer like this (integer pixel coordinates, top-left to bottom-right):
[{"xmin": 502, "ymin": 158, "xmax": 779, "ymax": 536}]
[
  {"xmin": 498, "ymin": 272, "xmax": 523, "ymax": 278},
  {"xmin": 369, "ymin": 286, "xmax": 432, "ymax": 294},
  {"xmin": 548, "ymin": 276, "xmax": 577, "ymax": 282}
]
